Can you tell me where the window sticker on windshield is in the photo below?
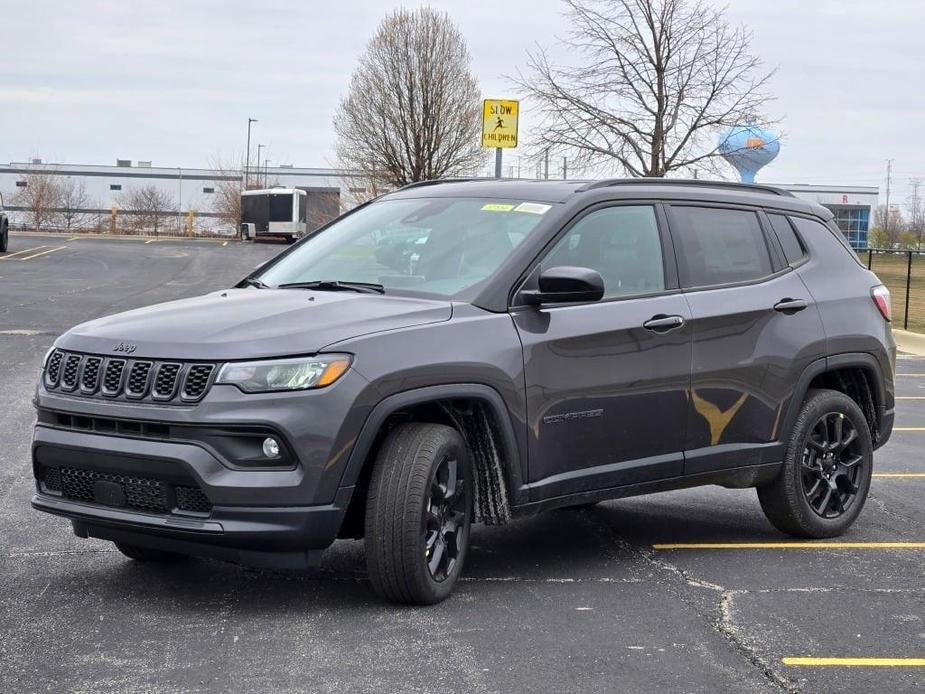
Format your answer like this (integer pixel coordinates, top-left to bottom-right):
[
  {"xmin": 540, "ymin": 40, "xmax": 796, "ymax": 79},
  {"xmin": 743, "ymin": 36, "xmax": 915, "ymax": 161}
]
[
  {"xmin": 481, "ymin": 203, "xmax": 516, "ymax": 212},
  {"xmin": 514, "ymin": 202, "xmax": 551, "ymax": 215}
]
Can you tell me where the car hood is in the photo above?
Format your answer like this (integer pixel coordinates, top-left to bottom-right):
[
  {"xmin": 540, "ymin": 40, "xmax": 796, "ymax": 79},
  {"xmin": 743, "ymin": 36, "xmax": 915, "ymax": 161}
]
[{"xmin": 57, "ymin": 289, "xmax": 453, "ymax": 360}]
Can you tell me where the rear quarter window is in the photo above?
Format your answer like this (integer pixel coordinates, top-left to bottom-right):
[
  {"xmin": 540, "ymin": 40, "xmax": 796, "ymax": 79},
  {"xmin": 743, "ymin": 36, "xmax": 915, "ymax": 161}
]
[
  {"xmin": 767, "ymin": 214, "xmax": 807, "ymax": 265},
  {"xmin": 789, "ymin": 216, "xmax": 865, "ymax": 268}
]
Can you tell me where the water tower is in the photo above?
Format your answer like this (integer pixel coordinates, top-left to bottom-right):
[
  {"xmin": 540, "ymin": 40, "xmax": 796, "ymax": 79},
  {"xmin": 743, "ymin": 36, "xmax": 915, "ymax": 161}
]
[{"xmin": 718, "ymin": 125, "xmax": 780, "ymax": 183}]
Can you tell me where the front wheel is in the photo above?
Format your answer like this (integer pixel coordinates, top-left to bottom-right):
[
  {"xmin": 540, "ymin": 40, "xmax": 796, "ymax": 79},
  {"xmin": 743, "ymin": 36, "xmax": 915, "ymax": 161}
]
[
  {"xmin": 757, "ymin": 389, "xmax": 873, "ymax": 538},
  {"xmin": 365, "ymin": 423, "xmax": 473, "ymax": 605}
]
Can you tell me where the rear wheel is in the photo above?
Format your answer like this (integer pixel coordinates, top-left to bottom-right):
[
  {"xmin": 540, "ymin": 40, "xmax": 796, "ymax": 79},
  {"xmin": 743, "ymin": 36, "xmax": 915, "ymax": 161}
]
[
  {"xmin": 365, "ymin": 423, "xmax": 473, "ymax": 605},
  {"xmin": 757, "ymin": 389, "xmax": 873, "ymax": 538},
  {"xmin": 0, "ymin": 224, "xmax": 7, "ymax": 253},
  {"xmin": 114, "ymin": 542, "xmax": 188, "ymax": 563}
]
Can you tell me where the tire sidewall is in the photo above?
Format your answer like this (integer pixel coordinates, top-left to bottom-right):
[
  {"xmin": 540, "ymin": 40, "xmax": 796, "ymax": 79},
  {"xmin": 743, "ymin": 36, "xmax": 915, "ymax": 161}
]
[{"xmin": 784, "ymin": 390, "xmax": 873, "ymax": 536}]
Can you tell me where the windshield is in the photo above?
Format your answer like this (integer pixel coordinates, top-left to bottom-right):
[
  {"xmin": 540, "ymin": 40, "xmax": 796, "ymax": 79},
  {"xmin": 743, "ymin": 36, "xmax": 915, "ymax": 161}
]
[{"xmin": 256, "ymin": 197, "xmax": 553, "ymax": 298}]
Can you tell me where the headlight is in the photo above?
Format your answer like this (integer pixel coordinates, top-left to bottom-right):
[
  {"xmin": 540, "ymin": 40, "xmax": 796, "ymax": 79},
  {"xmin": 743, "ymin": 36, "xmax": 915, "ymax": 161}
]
[{"xmin": 216, "ymin": 354, "xmax": 352, "ymax": 393}]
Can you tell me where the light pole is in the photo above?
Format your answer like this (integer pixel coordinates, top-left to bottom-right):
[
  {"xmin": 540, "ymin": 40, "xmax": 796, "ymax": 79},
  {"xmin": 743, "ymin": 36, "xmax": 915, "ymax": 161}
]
[
  {"xmin": 244, "ymin": 117, "xmax": 257, "ymax": 188},
  {"xmin": 256, "ymin": 144, "xmax": 264, "ymax": 189},
  {"xmin": 264, "ymin": 160, "xmax": 270, "ymax": 188}
]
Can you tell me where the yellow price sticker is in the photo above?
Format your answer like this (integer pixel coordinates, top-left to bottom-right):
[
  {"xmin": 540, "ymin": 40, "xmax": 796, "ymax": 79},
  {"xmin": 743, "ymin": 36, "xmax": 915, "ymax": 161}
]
[{"xmin": 481, "ymin": 203, "xmax": 515, "ymax": 212}]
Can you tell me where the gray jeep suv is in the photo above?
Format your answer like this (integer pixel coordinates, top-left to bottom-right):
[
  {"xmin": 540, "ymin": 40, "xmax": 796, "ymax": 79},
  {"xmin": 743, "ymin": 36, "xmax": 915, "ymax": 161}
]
[{"xmin": 31, "ymin": 179, "xmax": 895, "ymax": 604}]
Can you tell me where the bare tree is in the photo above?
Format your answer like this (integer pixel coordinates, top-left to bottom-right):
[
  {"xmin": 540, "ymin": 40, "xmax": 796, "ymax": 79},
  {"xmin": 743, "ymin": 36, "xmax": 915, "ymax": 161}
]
[
  {"xmin": 120, "ymin": 185, "xmax": 175, "ymax": 236},
  {"xmin": 872, "ymin": 204, "xmax": 905, "ymax": 247},
  {"xmin": 335, "ymin": 7, "xmax": 485, "ymax": 188},
  {"xmin": 514, "ymin": 0, "xmax": 776, "ymax": 177},
  {"xmin": 11, "ymin": 168, "xmax": 61, "ymax": 231},
  {"xmin": 208, "ymin": 158, "xmax": 245, "ymax": 231},
  {"xmin": 55, "ymin": 177, "xmax": 94, "ymax": 232}
]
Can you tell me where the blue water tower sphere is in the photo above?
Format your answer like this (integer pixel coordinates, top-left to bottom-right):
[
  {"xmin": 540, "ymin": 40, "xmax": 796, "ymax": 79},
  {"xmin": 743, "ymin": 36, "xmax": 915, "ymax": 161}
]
[{"xmin": 718, "ymin": 125, "xmax": 780, "ymax": 183}]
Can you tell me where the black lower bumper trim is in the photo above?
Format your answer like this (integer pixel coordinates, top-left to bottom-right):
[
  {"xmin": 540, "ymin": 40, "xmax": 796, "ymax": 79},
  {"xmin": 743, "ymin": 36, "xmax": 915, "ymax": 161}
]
[{"xmin": 32, "ymin": 486, "xmax": 354, "ymax": 569}]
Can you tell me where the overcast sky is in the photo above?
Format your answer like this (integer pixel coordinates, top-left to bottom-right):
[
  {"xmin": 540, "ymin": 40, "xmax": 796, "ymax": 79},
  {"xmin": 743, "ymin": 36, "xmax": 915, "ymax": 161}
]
[{"xmin": 2, "ymin": 0, "xmax": 923, "ymax": 206}]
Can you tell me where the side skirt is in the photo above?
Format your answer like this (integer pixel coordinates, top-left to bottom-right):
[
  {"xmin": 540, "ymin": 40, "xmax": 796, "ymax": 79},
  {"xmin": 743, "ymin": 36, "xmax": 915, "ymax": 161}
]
[{"xmin": 510, "ymin": 461, "xmax": 782, "ymax": 517}]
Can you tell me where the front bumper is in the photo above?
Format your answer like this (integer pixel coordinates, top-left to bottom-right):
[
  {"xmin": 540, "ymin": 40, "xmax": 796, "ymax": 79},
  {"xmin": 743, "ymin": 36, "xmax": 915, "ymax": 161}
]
[
  {"xmin": 32, "ymin": 491, "xmax": 350, "ymax": 569},
  {"xmin": 31, "ymin": 425, "xmax": 353, "ymax": 568}
]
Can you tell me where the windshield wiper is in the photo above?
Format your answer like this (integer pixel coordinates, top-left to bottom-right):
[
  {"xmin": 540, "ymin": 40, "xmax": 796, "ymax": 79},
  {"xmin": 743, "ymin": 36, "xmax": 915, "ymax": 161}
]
[
  {"xmin": 276, "ymin": 280, "xmax": 385, "ymax": 294},
  {"xmin": 240, "ymin": 277, "xmax": 269, "ymax": 289}
]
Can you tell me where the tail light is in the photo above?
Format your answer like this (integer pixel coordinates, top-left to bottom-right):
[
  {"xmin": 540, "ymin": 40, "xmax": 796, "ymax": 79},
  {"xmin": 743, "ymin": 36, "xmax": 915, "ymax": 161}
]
[{"xmin": 872, "ymin": 285, "xmax": 891, "ymax": 322}]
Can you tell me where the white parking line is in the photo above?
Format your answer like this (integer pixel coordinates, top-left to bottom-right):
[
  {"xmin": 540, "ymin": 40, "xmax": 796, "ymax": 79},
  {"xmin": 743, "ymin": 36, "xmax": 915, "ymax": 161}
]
[{"xmin": 18, "ymin": 246, "xmax": 66, "ymax": 261}]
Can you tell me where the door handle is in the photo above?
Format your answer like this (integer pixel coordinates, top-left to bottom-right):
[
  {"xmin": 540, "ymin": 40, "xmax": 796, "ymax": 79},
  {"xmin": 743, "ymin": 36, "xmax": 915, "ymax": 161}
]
[
  {"xmin": 643, "ymin": 314, "xmax": 685, "ymax": 333},
  {"xmin": 773, "ymin": 298, "xmax": 808, "ymax": 314}
]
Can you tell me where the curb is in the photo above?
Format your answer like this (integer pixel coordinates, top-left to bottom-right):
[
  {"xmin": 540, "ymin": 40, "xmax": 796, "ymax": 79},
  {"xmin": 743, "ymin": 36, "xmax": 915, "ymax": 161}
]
[{"xmin": 894, "ymin": 329, "xmax": 925, "ymax": 357}]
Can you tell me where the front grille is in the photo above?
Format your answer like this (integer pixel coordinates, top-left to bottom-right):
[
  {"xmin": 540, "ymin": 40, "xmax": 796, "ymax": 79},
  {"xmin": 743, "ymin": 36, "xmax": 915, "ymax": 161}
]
[
  {"xmin": 43, "ymin": 350, "xmax": 218, "ymax": 404},
  {"xmin": 182, "ymin": 365, "xmax": 215, "ymax": 400},
  {"xmin": 176, "ymin": 486, "xmax": 212, "ymax": 513},
  {"xmin": 46, "ymin": 351, "xmax": 63, "ymax": 387},
  {"xmin": 103, "ymin": 359, "xmax": 126, "ymax": 395},
  {"xmin": 81, "ymin": 357, "xmax": 102, "ymax": 393},
  {"xmin": 153, "ymin": 363, "xmax": 181, "ymax": 399},
  {"xmin": 43, "ymin": 465, "xmax": 212, "ymax": 516},
  {"xmin": 125, "ymin": 361, "xmax": 153, "ymax": 398},
  {"xmin": 61, "ymin": 354, "xmax": 81, "ymax": 391}
]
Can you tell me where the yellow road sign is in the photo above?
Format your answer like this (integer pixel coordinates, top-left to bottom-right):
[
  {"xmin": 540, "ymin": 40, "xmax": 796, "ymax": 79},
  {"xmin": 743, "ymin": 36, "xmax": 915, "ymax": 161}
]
[{"xmin": 482, "ymin": 99, "xmax": 519, "ymax": 149}]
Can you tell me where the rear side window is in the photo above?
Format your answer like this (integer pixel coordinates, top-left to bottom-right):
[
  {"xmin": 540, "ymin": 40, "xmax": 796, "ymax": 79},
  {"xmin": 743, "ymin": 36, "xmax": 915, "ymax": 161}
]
[
  {"xmin": 670, "ymin": 207, "xmax": 773, "ymax": 287},
  {"xmin": 767, "ymin": 214, "xmax": 807, "ymax": 265}
]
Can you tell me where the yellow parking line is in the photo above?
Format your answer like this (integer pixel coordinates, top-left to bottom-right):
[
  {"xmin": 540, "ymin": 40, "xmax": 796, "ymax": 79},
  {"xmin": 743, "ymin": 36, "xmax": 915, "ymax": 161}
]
[
  {"xmin": 652, "ymin": 542, "xmax": 925, "ymax": 550},
  {"xmin": 874, "ymin": 473, "xmax": 925, "ymax": 478},
  {"xmin": 0, "ymin": 245, "xmax": 49, "ymax": 260},
  {"xmin": 19, "ymin": 246, "xmax": 66, "ymax": 261},
  {"xmin": 783, "ymin": 657, "xmax": 925, "ymax": 667}
]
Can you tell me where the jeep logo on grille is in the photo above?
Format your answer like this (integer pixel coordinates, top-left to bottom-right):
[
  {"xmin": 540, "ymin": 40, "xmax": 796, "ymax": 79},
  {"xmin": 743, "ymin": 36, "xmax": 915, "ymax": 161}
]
[{"xmin": 113, "ymin": 342, "xmax": 136, "ymax": 354}]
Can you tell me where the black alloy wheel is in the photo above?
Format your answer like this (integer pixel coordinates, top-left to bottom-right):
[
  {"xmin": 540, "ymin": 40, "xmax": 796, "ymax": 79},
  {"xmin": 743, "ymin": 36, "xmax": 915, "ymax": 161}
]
[
  {"xmin": 424, "ymin": 455, "xmax": 469, "ymax": 582},
  {"xmin": 801, "ymin": 412, "xmax": 865, "ymax": 519}
]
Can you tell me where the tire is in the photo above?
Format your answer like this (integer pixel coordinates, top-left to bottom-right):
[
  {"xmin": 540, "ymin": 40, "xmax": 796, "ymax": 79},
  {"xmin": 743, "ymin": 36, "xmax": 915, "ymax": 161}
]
[
  {"xmin": 757, "ymin": 388, "xmax": 873, "ymax": 538},
  {"xmin": 0, "ymin": 224, "xmax": 7, "ymax": 253},
  {"xmin": 114, "ymin": 542, "xmax": 188, "ymax": 563},
  {"xmin": 365, "ymin": 422, "xmax": 473, "ymax": 605}
]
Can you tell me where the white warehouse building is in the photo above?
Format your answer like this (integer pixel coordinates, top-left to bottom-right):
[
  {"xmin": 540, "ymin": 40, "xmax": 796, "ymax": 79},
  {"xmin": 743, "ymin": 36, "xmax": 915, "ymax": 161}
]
[
  {"xmin": 0, "ymin": 159, "xmax": 878, "ymax": 247},
  {"xmin": 0, "ymin": 159, "xmax": 351, "ymax": 234}
]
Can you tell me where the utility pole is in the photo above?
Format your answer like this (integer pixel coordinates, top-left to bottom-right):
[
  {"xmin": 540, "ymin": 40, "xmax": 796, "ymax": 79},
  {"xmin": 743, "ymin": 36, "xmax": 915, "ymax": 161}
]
[
  {"xmin": 244, "ymin": 117, "xmax": 257, "ymax": 188},
  {"xmin": 264, "ymin": 161, "xmax": 270, "ymax": 188},
  {"xmin": 885, "ymin": 159, "xmax": 893, "ymax": 237},
  {"xmin": 562, "ymin": 157, "xmax": 568, "ymax": 181},
  {"xmin": 544, "ymin": 148, "xmax": 550, "ymax": 180},
  {"xmin": 256, "ymin": 145, "xmax": 264, "ymax": 188}
]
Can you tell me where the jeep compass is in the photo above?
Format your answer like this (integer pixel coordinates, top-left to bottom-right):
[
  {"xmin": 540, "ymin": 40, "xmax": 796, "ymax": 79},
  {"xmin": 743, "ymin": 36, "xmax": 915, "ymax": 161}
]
[{"xmin": 32, "ymin": 179, "xmax": 895, "ymax": 604}]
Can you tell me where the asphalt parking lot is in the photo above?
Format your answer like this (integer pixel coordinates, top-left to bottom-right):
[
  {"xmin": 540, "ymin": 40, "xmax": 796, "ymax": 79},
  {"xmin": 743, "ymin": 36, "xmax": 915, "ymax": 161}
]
[{"xmin": 1, "ymin": 232, "xmax": 923, "ymax": 693}]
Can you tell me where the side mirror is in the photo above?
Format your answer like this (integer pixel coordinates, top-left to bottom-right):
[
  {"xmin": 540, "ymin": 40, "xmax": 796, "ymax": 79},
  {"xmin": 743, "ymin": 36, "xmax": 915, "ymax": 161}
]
[{"xmin": 520, "ymin": 266, "xmax": 605, "ymax": 305}]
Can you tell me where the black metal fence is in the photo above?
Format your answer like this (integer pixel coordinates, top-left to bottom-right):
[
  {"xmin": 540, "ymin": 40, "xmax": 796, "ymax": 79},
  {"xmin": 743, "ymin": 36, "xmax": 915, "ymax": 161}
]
[{"xmin": 863, "ymin": 249, "xmax": 925, "ymax": 332}]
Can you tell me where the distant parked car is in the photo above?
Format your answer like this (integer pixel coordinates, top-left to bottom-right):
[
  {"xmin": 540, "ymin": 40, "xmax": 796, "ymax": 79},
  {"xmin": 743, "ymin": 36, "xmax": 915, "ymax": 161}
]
[{"xmin": 0, "ymin": 193, "xmax": 8, "ymax": 253}]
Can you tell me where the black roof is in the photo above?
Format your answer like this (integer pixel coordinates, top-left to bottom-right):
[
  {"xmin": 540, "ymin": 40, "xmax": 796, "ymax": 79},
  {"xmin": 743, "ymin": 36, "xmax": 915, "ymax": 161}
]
[{"xmin": 385, "ymin": 177, "xmax": 831, "ymax": 218}]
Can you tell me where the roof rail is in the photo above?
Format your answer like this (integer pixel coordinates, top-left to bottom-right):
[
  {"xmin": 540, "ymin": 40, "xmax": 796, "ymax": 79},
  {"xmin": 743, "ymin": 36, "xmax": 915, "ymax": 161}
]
[
  {"xmin": 396, "ymin": 178, "xmax": 480, "ymax": 191},
  {"xmin": 575, "ymin": 178, "xmax": 795, "ymax": 197}
]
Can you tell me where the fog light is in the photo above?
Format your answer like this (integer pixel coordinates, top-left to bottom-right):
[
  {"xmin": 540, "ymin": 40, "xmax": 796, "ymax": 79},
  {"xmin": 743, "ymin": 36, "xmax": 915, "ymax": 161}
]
[{"xmin": 262, "ymin": 437, "xmax": 281, "ymax": 458}]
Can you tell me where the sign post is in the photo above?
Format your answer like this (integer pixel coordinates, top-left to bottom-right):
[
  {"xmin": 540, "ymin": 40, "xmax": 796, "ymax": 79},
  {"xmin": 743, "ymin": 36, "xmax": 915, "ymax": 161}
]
[{"xmin": 482, "ymin": 99, "xmax": 519, "ymax": 179}]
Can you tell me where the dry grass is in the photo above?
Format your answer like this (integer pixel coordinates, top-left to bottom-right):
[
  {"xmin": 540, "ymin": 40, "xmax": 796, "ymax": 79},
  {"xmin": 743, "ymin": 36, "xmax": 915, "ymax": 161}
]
[{"xmin": 861, "ymin": 251, "xmax": 925, "ymax": 332}]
